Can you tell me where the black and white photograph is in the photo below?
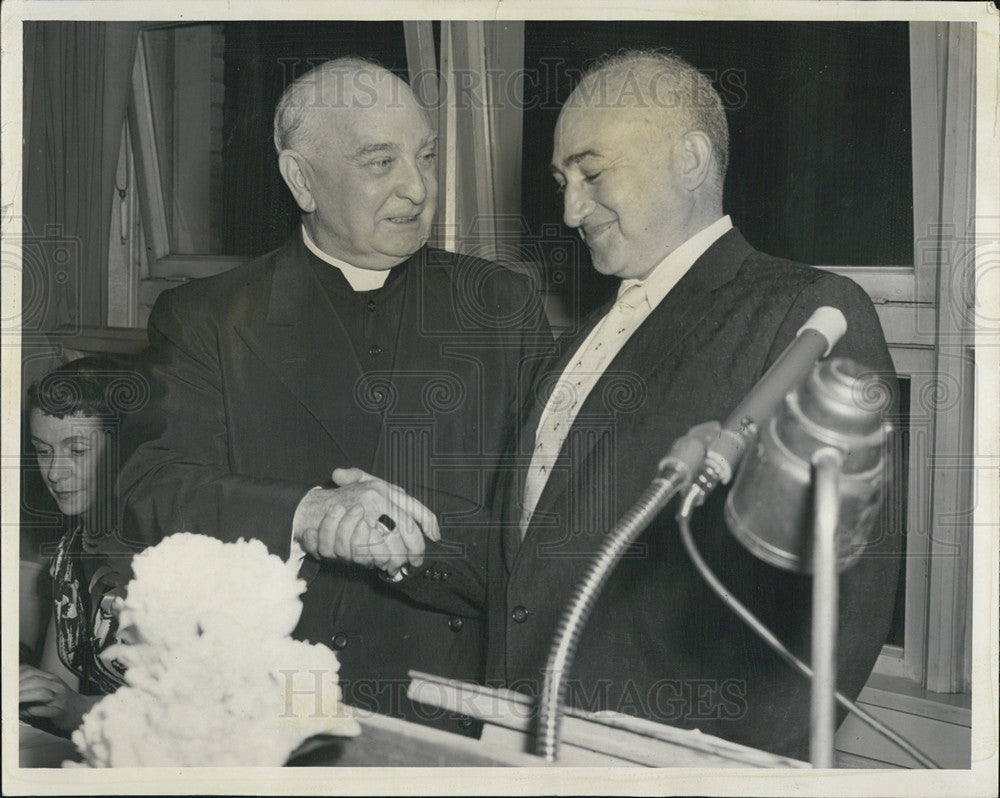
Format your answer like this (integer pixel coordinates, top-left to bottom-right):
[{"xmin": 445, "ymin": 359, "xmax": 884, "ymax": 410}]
[{"xmin": 2, "ymin": 1, "xmax": 997, "ymax": 795}]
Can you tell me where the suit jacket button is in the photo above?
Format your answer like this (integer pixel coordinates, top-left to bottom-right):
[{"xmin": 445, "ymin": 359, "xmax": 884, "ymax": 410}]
[
  {"xmin": 332, "ymin": 633, "xmax": 349, "ymax": 649},
  {"xmin": 448, "ymin": 616, "xmax": 464, "ymax": 632},
  {"xmin": 511, "ymin": 605, "xmax": 528, "ymax": 623}
]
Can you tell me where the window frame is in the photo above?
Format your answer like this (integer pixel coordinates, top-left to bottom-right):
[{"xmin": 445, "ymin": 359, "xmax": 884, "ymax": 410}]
[
  {"xmin": 126, "ymin": 24, "xmax": 249, "ymax": 304},
  {"xmin": 817, "ymin": 22, "xmax": 975, "ymax": 697}
]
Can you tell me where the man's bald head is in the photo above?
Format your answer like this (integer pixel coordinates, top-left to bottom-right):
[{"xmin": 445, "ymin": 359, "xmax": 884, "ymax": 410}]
[
  {"xmin": 273, "ymin": 57, "xmax": 438, "ymax": 270},
  {"xmin": 551, "ymin": 50, "xmax": 727, "ymax": 280},
  {"xmin": 273, "ymin": 57, "xmax": 428, "ymax": 156},
  {"xmin": 565, "ymin": 51, "xmax": 729, "ymax": 191}
]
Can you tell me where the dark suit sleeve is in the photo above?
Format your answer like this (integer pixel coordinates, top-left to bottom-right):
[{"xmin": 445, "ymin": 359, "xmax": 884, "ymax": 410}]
[
  {"xmin": 118, "ymin": 288, "xmax": 311, "ymax": 558},
  {"xmin": 767, "ymin": 270, "xmax": 895, "ymax": 379}
]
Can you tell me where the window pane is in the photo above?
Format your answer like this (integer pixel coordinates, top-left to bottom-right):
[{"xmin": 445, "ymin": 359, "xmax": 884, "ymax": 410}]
[{"xmin": 140, "ymin": 25, "xmax": 225, "ymax": 255}]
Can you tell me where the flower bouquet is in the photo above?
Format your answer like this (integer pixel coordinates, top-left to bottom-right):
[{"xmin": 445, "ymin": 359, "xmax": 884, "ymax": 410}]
[{"xmin": 70, "ymin": 533, "xmax": 360, "ymax": 767}]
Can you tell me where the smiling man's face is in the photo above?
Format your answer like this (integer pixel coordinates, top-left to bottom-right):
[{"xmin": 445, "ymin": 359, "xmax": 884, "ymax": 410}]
[
  {"xmin": 551, "ymin": 99, "xmax": 693, "ymax": 282},
  {"xmin": 296, "ymin": 72, "xmax": 438, "ymax": 270}
]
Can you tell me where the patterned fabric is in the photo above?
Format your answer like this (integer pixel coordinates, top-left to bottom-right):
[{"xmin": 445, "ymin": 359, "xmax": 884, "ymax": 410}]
[
  {"xmin": 519, "ymin": 282, "xmax": 649, "ymax": 537},
  {"xmin": 49, "ymin": 520, "xmax": 129, "ymax": 695}
]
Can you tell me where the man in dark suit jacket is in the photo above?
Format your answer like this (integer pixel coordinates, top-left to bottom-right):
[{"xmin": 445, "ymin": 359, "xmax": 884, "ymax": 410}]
[
  {"xmin": 393, "ymin": 51, "xmax": 901, "ymax": 760},
  {"xmin": 118, "ymin": 58, "xmax": 548, "ymax": 734}
]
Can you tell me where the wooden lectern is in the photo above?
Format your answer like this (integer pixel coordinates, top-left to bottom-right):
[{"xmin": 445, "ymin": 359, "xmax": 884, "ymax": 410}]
[{"xmin": 290, "ymin": 672, "xmax": 807, "ymax": 768}]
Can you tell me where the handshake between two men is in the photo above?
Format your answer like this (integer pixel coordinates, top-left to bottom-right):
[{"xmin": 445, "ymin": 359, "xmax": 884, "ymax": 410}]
[{"xmin": 292, "ymin": 468, "xmax": 440, "ymax": 576}]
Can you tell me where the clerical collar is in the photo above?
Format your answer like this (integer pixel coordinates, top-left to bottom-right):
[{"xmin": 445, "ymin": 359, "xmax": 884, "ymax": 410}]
[
  {"xmin": 301, "ymin": 226, "xmax": 392, "ymax": 292},
  {"xmin": 620, "ymin": 215, "xmax": 733, "ymax": 309}
]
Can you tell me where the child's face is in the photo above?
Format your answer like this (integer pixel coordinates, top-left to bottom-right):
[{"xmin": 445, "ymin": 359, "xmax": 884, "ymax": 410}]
[{"xmin": 29, "ymin": 410, "xmax": 109, "ymax": 518}]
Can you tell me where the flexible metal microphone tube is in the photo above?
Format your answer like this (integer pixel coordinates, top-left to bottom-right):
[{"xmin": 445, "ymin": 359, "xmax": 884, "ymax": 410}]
[{"xmin": 535, "ymin": 468, "xmax": 690, "ymax": 763}]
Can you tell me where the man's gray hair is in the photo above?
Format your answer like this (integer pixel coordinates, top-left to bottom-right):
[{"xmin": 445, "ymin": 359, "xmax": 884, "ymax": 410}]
[
  {"xmin": 575, "ymin": 50, "xmax": 730, "ymax": 185},
  {"xmin": 272, "ymin": 55, "xmax": 390, "ymax": 154}
]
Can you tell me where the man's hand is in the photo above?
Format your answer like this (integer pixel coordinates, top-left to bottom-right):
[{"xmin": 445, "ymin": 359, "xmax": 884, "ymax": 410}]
[
  {"xmin": 19, "ymin": 664, "xmax": 96, "ymax": 732},
  {"xmin": 293, "ymin": 468, "xmax": 440, "ymax": 574}
]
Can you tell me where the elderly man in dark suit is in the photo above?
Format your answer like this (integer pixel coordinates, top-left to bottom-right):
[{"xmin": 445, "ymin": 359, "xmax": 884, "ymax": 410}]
[
  {"xmin": 393, "ymin": 50, "xmax": 901, "ymax": 760},
  {"xmin": 118, "ymin": 57, "xmax": 547, "ymax": 734}
]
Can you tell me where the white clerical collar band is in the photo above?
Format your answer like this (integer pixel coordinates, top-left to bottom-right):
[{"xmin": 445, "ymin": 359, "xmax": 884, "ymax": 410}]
[
  {"xmin": 642, "ymin": 215, "xmax": 734, "ymax": 310},
  {"xmin": 301, "ymin": 226, "xmax": 391, "ymax": 292}
]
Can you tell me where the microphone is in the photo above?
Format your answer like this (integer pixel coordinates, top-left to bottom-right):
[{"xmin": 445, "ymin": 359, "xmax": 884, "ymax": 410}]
[
  {"xmin": 699, "ymin": 306, "xmax": 847, "ymax": 487},
  {"xmin": 539, "ymin": 305, "xmax": 910, "ymax": 765},
  {"xmin": 724, "ymin": 356, "xmax": 888, "ymax": 572},
  {"xmin": 672, "ymin": 329, "xmax": 930, "ymax": 767}
]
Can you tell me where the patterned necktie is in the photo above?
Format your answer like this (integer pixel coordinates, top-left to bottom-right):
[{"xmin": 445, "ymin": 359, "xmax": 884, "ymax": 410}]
[{"xmin": 519, "ymin": 282, "xmax": 648, "ymax": 539}]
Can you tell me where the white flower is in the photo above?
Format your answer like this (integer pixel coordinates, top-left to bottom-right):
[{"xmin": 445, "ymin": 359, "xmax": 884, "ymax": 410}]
[
  {"xmin": 72, "ymin": 533, "xmax": 359, "ymax": 768},
  {"xmin": 117, "ymin": 533, "xmax": 305, "ymax": 649}
]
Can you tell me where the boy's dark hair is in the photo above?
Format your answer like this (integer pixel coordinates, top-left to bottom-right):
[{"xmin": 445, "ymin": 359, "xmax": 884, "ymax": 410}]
[{"xmin": 26, "ymin": 355, "xmax": 145, "ymax": 421}]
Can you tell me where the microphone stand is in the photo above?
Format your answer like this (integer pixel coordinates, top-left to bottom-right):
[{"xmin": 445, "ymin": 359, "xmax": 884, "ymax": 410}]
[
  {"xmin": 537, "ymin": 425, "xmax": 940, "ymax": 769},
  {"xmin": 535, "ymin": 331, "xmax": 938, "ymax": 768},
  {"xmin": 810, "ymin": 447, "xmax": 844, "ymax": 769},
  {"xmin": 534, "ymin": 422, "xmax": 721, "ymax": 763},
  {"xmin": 536, "ymin": 307, "xmax": 848, "ymax": 762},
  {"xmin": 535, "ymin": 469, "xmax": 689, "ymax": 763}
]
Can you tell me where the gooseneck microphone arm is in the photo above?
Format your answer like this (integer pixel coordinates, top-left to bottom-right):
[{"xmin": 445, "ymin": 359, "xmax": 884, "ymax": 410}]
[{"xmin": 535, "ymin": 423, "xmax": 721, "ymax": 764}]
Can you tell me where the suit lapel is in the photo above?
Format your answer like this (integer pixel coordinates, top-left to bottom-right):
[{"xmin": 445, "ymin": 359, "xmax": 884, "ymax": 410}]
[
  {"xmin": 519, "ymin": 228, "xmax": 755, "ymax": 551},
  {"xmin": 621, "ymin": 227, "xmax": 755, "ymax": 380},
  {"xmin": 234, "ymin": 236, "xmax": 382, "ymax": 470}
]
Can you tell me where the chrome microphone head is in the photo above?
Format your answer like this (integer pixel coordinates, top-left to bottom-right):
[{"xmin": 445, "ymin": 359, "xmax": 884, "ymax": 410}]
[{"xmin": 723, "ymin": 357, "xmax": 889, "ymax": 573}]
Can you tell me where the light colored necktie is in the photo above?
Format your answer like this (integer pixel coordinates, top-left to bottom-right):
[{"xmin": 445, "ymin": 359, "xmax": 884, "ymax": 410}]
[{"xmin": 519, "ymin": 282, "xmax": 648, "ymax": 539}]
